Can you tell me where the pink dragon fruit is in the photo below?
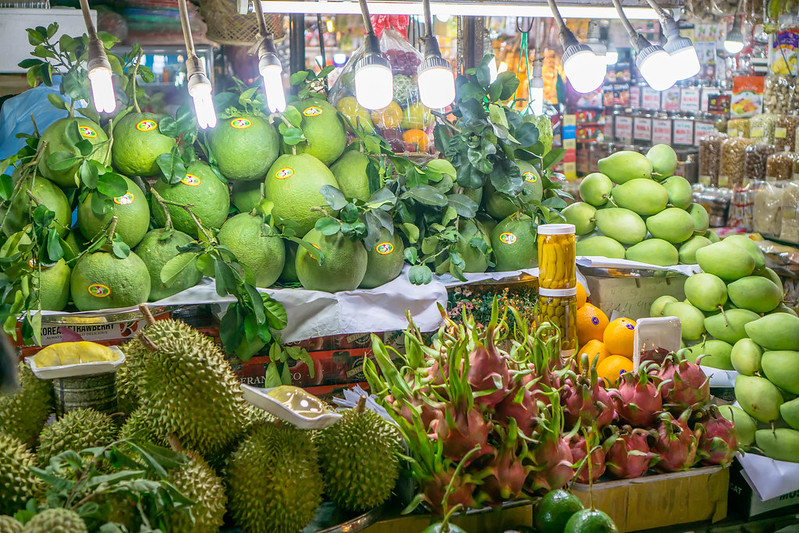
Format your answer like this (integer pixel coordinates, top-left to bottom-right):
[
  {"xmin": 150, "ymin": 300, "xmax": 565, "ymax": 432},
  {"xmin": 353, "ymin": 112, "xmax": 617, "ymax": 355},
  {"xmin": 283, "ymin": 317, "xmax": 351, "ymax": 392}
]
[
  {"xmin": 477, "ymin": 447, "xmax": 528, "ymax": 502},
  {"xmin": 562, "ymin": 354, "xmax": 616, "ymax": 430},
  {"xmin": 467, "ymin": 337, "xmax": 510, "ymax": 408},
  {"xmin": 654, "ymin": 411, "xmax": 702, "ymax": 472},
  {"xmin": 494, "ymin": 385, "xmax": 538, "ymax": 437},
  {"xmin": 569, "ymin": 433, "xmax": 605, "ymax": 483},
  {"xmin": 696, "ymin": 407, "xmax": 739, "ymax": 466},
  {"xmin": 655, "ymin": 355, "xmax": 710, "ymax": 414},
  {"xmin": 605, "ymin": 426, "xmax": 658, "ymax": 479},
  {"xmin": 528, "ymin": 436, "xmax": 574, "ymax": 492},
  {"xmin": 610, "ymin": 365, "xmax": 663, "ymax": 427},
  {"xmin": 436, "ymin": 407, "xmax": 494, "ymax": 463},
  {"xmin": 424, "ymin": 469, "xmax": 476, "ymax": 515}
]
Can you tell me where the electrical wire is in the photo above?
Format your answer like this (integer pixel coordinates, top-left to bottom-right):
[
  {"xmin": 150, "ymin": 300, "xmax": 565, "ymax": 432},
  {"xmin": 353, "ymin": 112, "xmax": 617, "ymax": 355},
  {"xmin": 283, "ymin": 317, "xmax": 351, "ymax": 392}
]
[{"xmin": 610, "ymin": 0, "xmax": 638, "ymax": 40}]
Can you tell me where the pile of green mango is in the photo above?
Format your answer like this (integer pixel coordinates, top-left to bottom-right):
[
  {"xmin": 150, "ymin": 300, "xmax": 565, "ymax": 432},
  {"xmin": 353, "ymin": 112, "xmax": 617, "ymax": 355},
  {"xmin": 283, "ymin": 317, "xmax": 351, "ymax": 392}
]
[
  {"xmin": 649, "ymin": 235, "xmax": 799, "ymax": 463},
  {"xmin": 566, "ymin": 144, "xmax": 714, "ymax": 266}
]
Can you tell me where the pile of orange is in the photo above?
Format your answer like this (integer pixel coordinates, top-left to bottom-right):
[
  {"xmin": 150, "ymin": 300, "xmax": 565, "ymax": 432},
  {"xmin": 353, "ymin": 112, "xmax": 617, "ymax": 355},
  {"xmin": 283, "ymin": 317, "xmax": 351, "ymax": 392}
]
[{"xmin": 573, "ymin": 282, "xmax": 636, "ymax": 387}]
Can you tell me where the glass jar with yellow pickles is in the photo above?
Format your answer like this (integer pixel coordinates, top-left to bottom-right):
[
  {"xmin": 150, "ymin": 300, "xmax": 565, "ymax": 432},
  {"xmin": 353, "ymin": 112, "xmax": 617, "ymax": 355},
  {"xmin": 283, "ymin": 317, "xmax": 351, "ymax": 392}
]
[
  {"xmin": 538, "ymin": 224, "xmax": 576, "ymax": 290},
  {"xmin": 537, "ymin": 287, "xmax": 578, "ymax": 355}
]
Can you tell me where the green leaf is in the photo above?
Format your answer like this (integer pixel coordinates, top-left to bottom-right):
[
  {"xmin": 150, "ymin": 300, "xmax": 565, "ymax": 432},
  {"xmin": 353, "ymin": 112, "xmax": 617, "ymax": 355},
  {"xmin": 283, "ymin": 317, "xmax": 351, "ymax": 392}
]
[
  {"xmin": 97, "ymin": 31, "xmax": 120, "ymax": 49},
  {"xmin": 75, "ymin": 139, "xmax": 94, "ymax": 157},
  {"xmin": 264, "ymin": 295, "xmax": 287, "ymax": 330},
  {"xmin": 90, "ymin": 193, "xmax": 111, "ymax": 217},
  {"xmin": 442, "ymin": 205, "xmax": 457, "ymax": 225},
  {"xmin": 340, "ymin": 203, "xmax": 359, "ymax": 224},
  {"xmin": 402, "ymin": 184, "xmax": 448, "ymax": 207},
  {"xmin": 281, "ymin": 127, "xmax": 305, "ymax": 145},
  {"xmin": 76, "ymin": 106, "xmax": 100, "ymax": 123},
  {"xmin": 139, "ymin": 64, "xmax": 155, "ymax": 83},
  {"xmin": 543, "ymin": 148, "xmax": 567, "ymax": 170},
  {"xmin": 77, "ymin": 160, "xmax": 98, "ymax": 189},
  {"xmin": 26, "ymin": 28, "xmax": 45, "ymax": 46},
  {"xmin": 64, "ymin": 119, "xmax": 82, "ymax": 147},
  {"xmin": 403, "ymin": 246, "xmax": 418, "ymax": 264},
  {"xmin": 315, "ymin": 217, "xmax": 341, "ymax": 236},
  {"xmin": 542, "ymin": 196, "xmax": 568, "ymax": 209},
  {"xmin": 446, "ymin": 193, "xmax": 478, "ymax": 218},
  {"xmin": 282, "ymin": 106, "xmax": 304, "ymax": 127},
  {"xmin": 46, "ymin": 151, "xmax": 80, "ymax": 171},
  {"xmin": 32, "ymin": 205, "xmax": 55, "ymax": 227},
  {"xmin": 292, "ymin": 238, "xmax": 324, "ymax": 265},
  {"xmin": 160, "ymin": 253, "xmax": 198, "ymax": 286},
  {"xmin": 112, "ymin": 239, "xmax": 130, "ymax": 259},
  {"xmin": 244, "ymin": 284, "xmax": 265, "ymax": 323},
  {"xmin": 19, "ymin": 57, "xmax": 44, "ymax": 68},
  {"xmin": 290, "ymin": 70, "xmax": 311, "ymax": 85},
  {"xmin": 408, "ymin": 264, "xmax": 433, "ymax": 285},
  {"xmin": 400, "ymin": 223, "xmax": 419, "ymax": 244},
  {"xmin": 320, "ymin": 185, "xmax": 347, "ymax": 210},
  {"xmin": 497, "ymin": 71, "xmax": 521, "ymax": 100},
  {"xmin": 96, "ymin": 173, "xmax": 128, "ymax": 198},
  {"xmin": 264, "ymin": 362, "xmax": 282, "ymax": 388},
  {"xmin": 426, "ymin": 159, "xmax": 457, "ymax": 178},
  {"xmin": 46, "ymin": 22, "xmax": 58, "ymax": 38},
  {"xmin": 46, "ymin": 229, "xmax": 63, "ymax": 261},
  {"xmin": 514, "ymin": 122, "xmax": 539, "ymax": 148}
]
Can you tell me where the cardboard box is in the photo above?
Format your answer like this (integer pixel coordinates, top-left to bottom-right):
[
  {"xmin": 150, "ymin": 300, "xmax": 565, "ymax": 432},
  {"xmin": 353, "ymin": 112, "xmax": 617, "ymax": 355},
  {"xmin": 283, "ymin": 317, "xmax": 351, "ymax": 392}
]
[
  {"xmin": 728, "ymin": 460, "xmax": 799, "ymax": 520},
  {"xmin": 572, "ymin": 466, "xmax": 729, "ymax": 532},
  {"xmin": 363, "ymin": 500, "xmax": 531, "ymax": 533},
  {"xmin": 583, "ymin": 274, "xmax": 686, "ymax": 320}
]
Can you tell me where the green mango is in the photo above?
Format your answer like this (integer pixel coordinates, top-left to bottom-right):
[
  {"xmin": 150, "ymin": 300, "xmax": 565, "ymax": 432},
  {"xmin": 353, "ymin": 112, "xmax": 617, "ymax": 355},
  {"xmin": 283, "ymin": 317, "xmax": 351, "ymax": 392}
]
[
  {"xmin": 610, "ymin": 178, "xmax": 669, "ymax": 216},
  {"xmin": 727, "ymin": 276, "xmax": 782, "ymax": 313},
  {"xmin": 684, "ymin": 272, "xmax": 727, "ymax": 312},
  {"xmin": 662, "ymin": 175, "xmax": 693, "ymax": 209},
  {"xmin": 579, "ymin": 172, "xmax": 613, "ymax": 207},
  {"xmin": 718, "ymin": 405, "xmax": 756, "ymax": 448},
  {"xmin": 562, "ymin": 202, "xmax": 596, "ymax": 235},
  {"xmin": 663, "ymin": 301, "xmax": 706, "ymax": 340},
  {"xmin": 706, "ymin": 230, "xmax": 721, "ymax": 243},
  {"xmin": 758, "ymin": 267, "xmax": 784, "ymax": 294},
  {"xmin": 646, "ymin": 208, "xmax": 696, "ymax": 244},
  {"xmin": 647, "ymin": 144, "xmax": 678, "ymax": 179},
  {"xmin": 683, "ymin": 339, "xmax": 733, "ymax": 369},
  {"xmin": 744, "ymin": 313, "xmax": 799, "ymax": 351},
  {"xmin": 650, "ymin": 295, "xmax": 678, "ymax": 317},
  {"xmin": 678, "ymin": 235, "xmax": 712, "ymax": 264},
  {"xmin": 688, "ymin": 203, "xmax": 710, "ymax": 234},
  {"xmin": 780, "ymin": 397, "xmax": 799, "ymax": 430},
  {"xmin": 625, "ymin": 238, "xmax": 678, "ymax": 266},
  {"xmin": 775, "ymin": 304, "xmax": 798, "ymax": 317},
  {"xmin": 755, "ymin": 428, "xmax": 799, "ymax": 462},
  {"xmin": 594, "ymin": 208, "xmax": 646, "ymax": 245},
  {"xmin": 735, "ymin": 374, "xmax": 784, "ymax": 423},
  {"xmin": 696, "ymin": 242, "xmax": 756, "ymax": 281},
  {"xmin": 730, "ymin": 338, "xmax": 763, "ymax": 375},
  {"xmin": 598, "ymin": 151, "xmax": 653, "ymax": 184},
  {"xmin": 576, "ymin": 235, "xmax": 626, "ymax": 259},
  {"xmin": 724, "ymin": 235, "xmax": 766, "ymax": 272},
  {"xmin": 761, "ymin": 351, "xmax": 799, "ymax": 394},
  {"xmin": 704, "ymin": 308, "xmax": 760, "ymax": 344}
]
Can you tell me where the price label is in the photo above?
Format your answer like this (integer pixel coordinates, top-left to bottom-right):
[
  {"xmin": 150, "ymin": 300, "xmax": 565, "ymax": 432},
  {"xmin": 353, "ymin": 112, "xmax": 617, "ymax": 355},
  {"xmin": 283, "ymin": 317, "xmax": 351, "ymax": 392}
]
[
  {"xmin": 652, "ymin": 119, "xmax": 672, "ymax": 144},
  {"xmin": 681, "ymin": 88, "xmax": 701, "ymax": 112},
  {"xmin": 751, "ymin": 126, "xmax": 765, "ymax": 139},
  {"xmin": 604, "ymin": 117, "xmax": 614, "ymax": 139},
  {"xmin": 718, "ymin": 174, "xmax": 730, "ymax": 188},
  {"xmin": 673, "ymin": 119, "xmax": 694, "ymax": 145},
  {"xmin": 642, "ymin": 88, "xmax": 660, "ymax": 110},
  {"xmin": 615, "ymin": 116, "xmax": 633, "ymax": 142},
  {"xmin": 661, "ymin": 87, "xmax": 681, "ymax": 112},
  {"xmin": 695, "ymin": 122, "xmax": 716, "ymax": 144},
  {"xmin": 630, "ymin": 86, "xmax": 641, "ymax": 109},
  {"xmin": 776, "ymin": 127, "xmax": 788, "ymax": 139},
  {"xmin": 728, "ymin": 128, "xmax": 739, "ymax": 138},
  {"xmin": 634, "ymin": 116, "xmax": 652, "ymax": 142}
]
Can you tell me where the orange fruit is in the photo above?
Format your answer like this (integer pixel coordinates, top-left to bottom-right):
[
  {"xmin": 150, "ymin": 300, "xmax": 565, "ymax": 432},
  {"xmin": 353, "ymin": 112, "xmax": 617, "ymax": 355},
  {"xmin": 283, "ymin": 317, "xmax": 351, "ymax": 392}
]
[
  {"xmin": 576, "ymin": 282, "xmax": 587, "ymax": 309},
  {"xmin": 576, "ymin": 303, "xmax": 609, "ymax": 346},
  {"xmin": 597, "ymin": 355, "xmax": 633, "ymax": 387},
  {"xmin": 371, "ymin": 101, "xmax": 402, "ymax": 129},
  {"xmin": 576, "ymin": 339, "xmax": 609, "ymax": 371},
  {"xmin": 402, "ymin": 129, "xmax": 430, "ymax": 152},
  {"xmin": 603, "ymin": 317, "xmax": 637, "ymax": 357}
]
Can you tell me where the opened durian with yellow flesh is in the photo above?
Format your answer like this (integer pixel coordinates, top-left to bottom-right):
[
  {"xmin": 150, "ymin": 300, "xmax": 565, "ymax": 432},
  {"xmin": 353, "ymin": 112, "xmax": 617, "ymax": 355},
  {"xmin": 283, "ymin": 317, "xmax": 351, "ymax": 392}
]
[{"xmin": 31, "ymin": 341, "xmax": 118, "ymax": 367}]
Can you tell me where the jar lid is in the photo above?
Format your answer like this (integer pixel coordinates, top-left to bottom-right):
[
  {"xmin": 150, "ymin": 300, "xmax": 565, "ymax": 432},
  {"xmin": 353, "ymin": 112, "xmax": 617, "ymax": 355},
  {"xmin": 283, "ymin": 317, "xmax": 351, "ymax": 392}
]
[
  {"xmin": 539, "ymin": 287, "xmax": 578, "ymax": 297},
  {"xmin": 538, "ymin": 224, "xmax": 575, "ymax": 235}
]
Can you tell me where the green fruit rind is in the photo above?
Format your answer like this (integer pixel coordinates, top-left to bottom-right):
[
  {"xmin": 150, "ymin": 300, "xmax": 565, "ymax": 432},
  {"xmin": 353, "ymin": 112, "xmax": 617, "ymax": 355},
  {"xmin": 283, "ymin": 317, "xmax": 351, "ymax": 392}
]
[
  {"xmin": 135, "ymin": 229, "xmax": 201, "ymax": 301},
  {"xmin": 735, "ymin": 375, "xmax": 784, "ymax": 423},
  {"xmin": 755, "ymin": 428, "xmax": 799, "ymax": 463},
  {"xmin": 535, "ymin": 489, "xmax": 585, "ymax": 533},
  {"xmin": 704, "ymin": 309, "xmax": 759, "ymax": 345},
  {"xmin": 744, "ymin": 314, "xmax": 799, "ymax": 351},
  {"xmin": 296, "ymin": 229, "xmax": 368, "ymax": 292},
  {"xmin": 21, "ymin": 508, "xmax": 88, "ymax": 533},
  {"xmin": 217, "ymin": 213, "xmax": 285, "ymax": 289},
  {"xmin": 564, "ymin": 508, "xmax": 619, "ymax": 533},
  {"xmin": 208, "ymin": 114, "xmax": 280, "ymax": 181},
  {"xmin": 0, "ymin": 433, "xmax": 41, "ymax": 516},
  {"xmin": 151, "ymin": 161, "xmax": 230, "ymax": 235},
  {"xmin": 579, "ymin": 173, "xmax": 613, "ymax": 207},
  {"xmin": 780, "ymin": 398, "xmax": 799, "ymax": 430},
  {"xmin": 730, "ymin": 338, "xmax": 763, "ymax": 375},
  {"xmin": 70, "ymin": 251, "xmax": 151, "ymax": 311},
  {"xmin": 37, "ymin": 407, "xmax": 118, "ymax": 465},
  {"xmin": 112, "ymin": 112, "xmax": 176, "ymax": 177},
  {"xmin": 761, "ymin": 350, "xmax": 799, "ymax": 395},
  {"xmin": 598, "ymin": 151, "xmax": 652, "ymax": 185},
  {"xmin": 0, "ymin": 363, "xmax": 54, "ymax": 448},
  {"xmin": 696, "ymin": 242, "xmax": 756, "ymax": 282},
  {"xmin": 576, "ymin": 235, "xmax": 625, "ymax": 259},
  {"xmin": 594, "ymin": 208, "xmax": 646, "ymax": 245},
  {"xmin": 684, "ymin": 272, "xmax": 727, "ymax": 312},
  {"xmin": 360, "ymin": 229, "xmax": 405, "ymax": 288},
  {"xmin": 718, "ymin": 405, "xmax": 756, "ymax": 448},
  {"xmin": 491, "ymin": 214, "xmax": 538, "ymax": 271},
  {"xmin": 77, "ymin": 175, "xmax": 150, "ymax": 248}
]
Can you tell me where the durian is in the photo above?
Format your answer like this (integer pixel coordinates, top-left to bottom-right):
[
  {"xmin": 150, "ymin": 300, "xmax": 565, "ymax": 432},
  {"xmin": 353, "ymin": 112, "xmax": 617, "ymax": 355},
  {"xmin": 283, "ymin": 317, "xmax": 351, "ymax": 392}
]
[
  {"xmin": 37, "ymin": 408, "xmax": 118, "ymax": 465},
  {"xmin": 0, "ymin": 434, "xmax": 41, "ymax": 516},
  {"xmin": 22, "ymin": 508, "xmax": 88, "ymax": 533},
  {"xmin": 315, "ymin": 400, "xmax": 401, "ymax": 511},
  {"xmin": 117, "ymin": 407, "xmax": 167, "ymax": 447},
  {"xmin": 0, "ymin": 363, "xmax": 54, "ymax": 448},
  {"xmin": 166, "ymin": 452, "xmax": 227, "ymax": 533},
  {"xmin": 0, "ymin": 515, "xmax": 22, "ymax": 533},
  {"xmin": 226, "ymin": 422, "xmax": 323, "ymax": 533}
]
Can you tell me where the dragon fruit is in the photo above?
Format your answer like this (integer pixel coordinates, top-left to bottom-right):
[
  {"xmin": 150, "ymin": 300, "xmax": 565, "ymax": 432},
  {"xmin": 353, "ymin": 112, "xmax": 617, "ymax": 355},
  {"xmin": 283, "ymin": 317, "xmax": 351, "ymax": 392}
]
[
  {"xmin": 562, "ymin": 354, "xmax": 616, "ymax": 430},
  {"xmin": 528, "ymin": 436, "xmax": 574, "ymax": 492},
  {"xmin": 610, "ymin": 365, "xmax": 663, "ymax": 427},
  {"xmin": 476, "ymin": 421, "xmax": 529, "ymax": 502},
  {"xmin": 569, "ymin": 433, "xmax": 605, "ymax": 483},
  {"xmin": 424, "ymin": 468, "xmax": 476, "ymax": 515},
  {"xmin": 436, "ymin": 407, "xmax": 494, "ymax": 463},
  {"xmin": 467, "ymin": 335, "xmax": 510, "ymax": 408},
  {"xmin": 494, "ymin": 384, "xmax": 538, "ymax": 437},
  {"xmin": 605, "ymin": 426, "xmax": 658, "ymax": 479},
  {"xmin": 696, "ymin": 407, "xmax": 739, "ymax": 466},
  {"xmin": 655, "ymin": 354, "xmax": 710, "ymax": 414},
  {"xmin": 654, "ymin": 411, "xmax": 702, "ymax": 472}
]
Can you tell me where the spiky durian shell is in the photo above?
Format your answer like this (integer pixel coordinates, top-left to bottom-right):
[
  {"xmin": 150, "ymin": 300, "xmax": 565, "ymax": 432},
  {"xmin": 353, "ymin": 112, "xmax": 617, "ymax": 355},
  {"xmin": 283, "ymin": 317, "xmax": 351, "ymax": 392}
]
[
  {"xmin": 226, "ymin": 423, "xmax": 322, "ymax": 533},
  {"xmin": 117, "ymin": 407, "xmax": 168, "ymax": 447},
  {"xmin": 165, "ymin": 453, "xmax": 227, "ymax": 533},
  {"xmin": 22, "ymin": 508, "xmax": 88, "ymax": 533},
  {"xmin": 0, "ymin": 363, "xmax": 54, "ymax": 448},
  {"xmin": 0, "ymin": 515, "xmax": 22, "ymax": 533},
  {"xmin": 315, "ymin": 408, "xmax": 401, "ymax": 511},
  {"xmin": 37, "ymin": 408, "xmax": 118, "ymax": 465},
  {"xmin": 0, "ymin": 434, "xmax": 41, "ymax": 516}
]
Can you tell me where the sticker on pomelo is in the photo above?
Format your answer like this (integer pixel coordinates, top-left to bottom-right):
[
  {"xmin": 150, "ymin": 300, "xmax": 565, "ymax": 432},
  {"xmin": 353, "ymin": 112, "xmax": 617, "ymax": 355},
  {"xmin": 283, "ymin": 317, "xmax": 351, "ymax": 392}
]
[
  {"xmin": 230, "ymin": 118, "xmax": 252, "ymax": 129},
  {"xmin": 136, "ymin": 120, "xmax": 158, "ymax": 132},
  {"xmin": 499, "ymin": 232, "xmax": 517, "ymax": 245},
  {"xmin": 28, "ymin": 258, "xmax": 48, "ymax": 270},
  {"xmin": 114, "ymin": 192, "xmax": 134, "ymax": 206},
  {"xmin": 376, "ymin": 242, "xmax": 394, "ymax": 255},
  {"xmin": 79, "ymin": 126, "xmax": 98, "ymax": 138},
  {"xmin": 87, "ymin": 283, "xmax": 111, "ymax": 298},
  {"xmin": 523, "ymin": 171, "xmax": 538, "ymax": 183},
  {"xmin": 181, "ymin": 174, "xmax": 201, "ymax": 186},
  {"xmin": 275, "ymin": 168, "xmax": 294, "ymax": 180},
  {"xmin": 303, "ymin": 106, "xmax": 323, "ymax": 117}
]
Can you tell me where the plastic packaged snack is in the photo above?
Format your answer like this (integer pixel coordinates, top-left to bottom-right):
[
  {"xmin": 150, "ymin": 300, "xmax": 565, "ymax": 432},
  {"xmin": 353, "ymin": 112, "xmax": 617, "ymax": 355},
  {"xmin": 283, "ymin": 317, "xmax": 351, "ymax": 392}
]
[
  {"xmin": 744, "ymin": 143, "xmax": 776, "ymax": 184},
  {"xmin": 729, "ymin": 183, "xmax": 756, "ymax": 231},
  {"xmin": 726, "ymin": 117, "xmax": 751, "ymax": 138},
  {"xmin": 766, "ymin": 150, "xmax": 796, "ymax": 181},
  {"xmin": 750, "ymin": 113, "xmax": 778, "ymax": 144},
  {"xmin": 719, "ymin": 137, "xmax": 755, "ymax": 188},
  {"xmin": 753, "ymin": 181, "xmax": 785, "ymax": 238},
  {"xmin": 775, "ymin": 115, "xmax": 799, "ymax": 151},
  {"xmin": 780, "ymin": 181, "xmax": 799, "ymax": 244},
  {"xmin": 764, "ymin": 74, "xmax": 794, "ymax": 114},
  {"xmin": 698, "ymin": 133, "xmax": 727, "ymax": 187}
]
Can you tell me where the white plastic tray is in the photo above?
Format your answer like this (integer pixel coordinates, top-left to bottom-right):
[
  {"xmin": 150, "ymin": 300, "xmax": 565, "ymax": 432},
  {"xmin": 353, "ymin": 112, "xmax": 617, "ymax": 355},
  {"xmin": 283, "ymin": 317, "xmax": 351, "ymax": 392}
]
[
  {"xmin": 242, "ymin": 384, "xmax": 342, "ymax": 430},
  {"xmin": 25, "ymin": 346, "xmax": 125, "ymax": 380},
  {"xmin": 633, "ymin": 316, "xmax": 682, "ymax": 369}
]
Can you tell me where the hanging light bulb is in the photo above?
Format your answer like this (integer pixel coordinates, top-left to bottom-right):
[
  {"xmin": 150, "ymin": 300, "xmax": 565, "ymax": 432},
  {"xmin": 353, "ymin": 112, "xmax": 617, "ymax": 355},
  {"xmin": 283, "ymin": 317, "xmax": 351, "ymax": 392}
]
[
  {"xmin": 354, "ymin": 0, "xmax": 393, "ymax": 110},
  {"xmin": 529, "ymin": 56, "xmax": 544, "ymax": 116},
  {"xmin": 645, "ymin": 0, "xmax": 700, "ymax": 80},
  {"xmin": 545, "ymin": 0, "xmax": 606, "ymax": 93},
  {"xmin": 612, "ymin": 0, "xmax": 675, "ymax": 91},
  {"xmin": 178, "ymin": 0, "xmax": 216, "ymax": 128},
  {"xmin": 724, "ymin": 18, "xmax": 744, "ymax": 54},
  {"xmin": 79, "ymin": 0, "xmax": 116, "ymax": 113},
  {"xmin": 253, "ymin": 0, "xmax": 286, "ymax": 112},
  {"xmin": 417, "ymin": 0, "xmax": 455, "ymax": 109}
]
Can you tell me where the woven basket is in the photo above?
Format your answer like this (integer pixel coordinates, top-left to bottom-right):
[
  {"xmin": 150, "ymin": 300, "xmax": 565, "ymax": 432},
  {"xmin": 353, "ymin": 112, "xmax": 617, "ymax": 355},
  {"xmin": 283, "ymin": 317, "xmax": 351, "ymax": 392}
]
[{"xmin": 198, "ymin": 0, "xmax": 285, "ymax": 46}]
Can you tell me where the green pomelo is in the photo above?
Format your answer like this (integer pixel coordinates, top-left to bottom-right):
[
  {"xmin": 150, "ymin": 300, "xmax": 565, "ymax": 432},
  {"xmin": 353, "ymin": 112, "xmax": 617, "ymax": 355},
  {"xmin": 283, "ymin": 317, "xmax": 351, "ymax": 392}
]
[
  {"xmin": 645, "ymin": 208, "xmax": 695, "ymax": 244},
  {"xmin": 152, "ymin": 162, "xmax": 230, "ymax": 235},
  {"xmin": 755, "ymin": 429, "xmax": 799, "ymax": 462},
  {"xmin": 70, "ymin": 250, "xmax": 151, "ymax": 311},
  {"xmin": 625, "ymin": 238, "xmax": 678, "ymax": 266},
  {"xmin": 208, "ymin": 114, "xmax": 279, "ymax": 181},
  {"xmin": 688, "ymin": 203, "xmax": 710, "ymax": 234},
  {"xmin": 718, "ymin": 405, "xmax": 756, "ymax": 448},
  {"xmin": 704, "ymin": 308, "xmax": 759, "ymax": 345},
  {"xmin": 491, "ymin": 214, "xmax": 538, "ymax": 271},
  {"xmin": 77, "ymin": 175, "xmax": 150, "ymax": 247},
  {"xmin": 135, "ymin": 228, "xmax": 201, "ymax": 301},
  {"xmin": 661, "ymin": 175, "xmax": 693, "ymax": 209},
  {"xmin": 453, "ymin": 219, "xmax": 491, "ymax": 273},
  {"xmin": 296, "ymin": 229, "xmax": 367, "ymax": 292},
  {"xmin": 650, "ymin": 295, "xmax": 678, "ymax": 317},
  {"xmin": 36, "ymin": 258, "xmax": 70, "ymax": 311},
  {"xmin": 290, "ymin": 97, "xmax": 347, "ymax": 166},
  {"xmin": 217, "ymin": 213, "xmax": 285, "ymax": 288},
  {"xmin": 735, "ymin": 374, "xmax": 784, "ymax": 423},
  {"xmin": 663, "ymin": 301, "xmax": 706, "ymax": 340},
  {"xmin": 2, "ymin": 176, "xmax": 71, "ymax": 238},
  {"xmin": 111, "ymin": 112, "xmax": 175, "ymax": 176},
  {"xmin": 38, "ymin": 117, "xmax": 109, "ymax": 188},
  {"xmin": 576, "ymin": 235, "xmax": 625, "ymax": 259},
  {"xmin": 683, "ymin": 339, "xmax": 733, "ymax": 369},
  {"xmin": 598, "ymin": 150, "xmax": 653, "ymax": 184},
  {"xmin": 594, "ymin": 208, "xmax": 646, "ymax": 245},
  {"xmin": 477, "ymin": 213, "xmax": 497, "ymax": 236},
  {"xmin": 331, "ymin": 150, "xmax": 370, "ymax": 202},
  {"xmin": 563, "ymin": 509, "xmax": 618, "ymax": 533},
  {"xmin": 727, "ymin": 276, "xmax": 782, "ymax": 313},
  {"xmin": 535, "ymin": 489, "xmax": 585, "ymax": 533},
  {"xmin": 562, "ymin": 202, "xmax": 596, "ymax": 235},
  {"xmin": 647, "ymin": 144, "xmax": 678, "ymax": 179},
  {"xmin": 579, "ymin": 172, "xmax": 613, "ymax": 207},
  {"xmin": 758, "ymin": 267, "xmax": 784, "ymax": 294},
  {"xmin": 706, "ymin": 229, "xmax": 721, "ymax": 242},
  {"xmin": 696, "ymin": 242, "xmax": 755, "ymax": 281},
  {"xmin": 761, "ymin": 351, "xmax": 799, "ymax": 394},
  {"xmin": 360, "ymin": 229, "xmax": 405, "ymax": 288},
  {"xmin": 745, "ymin": 313, "xmax": 799, "ymax": 351},
  {"xmin": 684, "ymin": 272, "xmax": 728, "ymax": 311},
  {"xmin": 280, "ymin": 241, "xmax": 299, "ymax": 283},
  {"xmin": 723, "ymin": 234, "xmax": 766, "ymax": 272},
  {"xmin": 265, "ymin": 153, "xmax": 340, "ymax": 236},
  {"xmin": 483, "ymin": 161, "xmax": 543, "ymax": 219},
  {"xmin": 780, "ymin": 398, "xmax": 799, "ymax": 430},
  {"xmin": 460, "ymin": 186, "xmax": 483, "ymax": 206},
  {"xmin": 610, "ymin": 178, "xmax": 669, "ymax": 216},
  {"xmin": 232, "ymin": 180, "xmax": 263, "ymax": 213},
  {"xmin": 678, "ymin": 235, "xmax": 711, "ymax": 264},
  {"xmin": 64, "ymin": 230, "xmax": 86, "ymax": 256},
  {"xmin": 730, "ymin": 338, "xmax": 763, "ymax": 375}
]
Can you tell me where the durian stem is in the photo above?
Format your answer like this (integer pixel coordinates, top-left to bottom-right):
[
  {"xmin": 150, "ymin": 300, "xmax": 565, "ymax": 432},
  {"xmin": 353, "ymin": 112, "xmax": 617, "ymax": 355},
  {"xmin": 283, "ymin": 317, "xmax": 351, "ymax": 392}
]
[
  {"xmin": 355, "ymin": 395, "xmax": 366, "ymax": 414},
  {"xmin": 138, "ymin": 303, "xmax": 156, "ymax": 326},
  {"xmin": 166, "ymin": 433, "xmax": 184, "ymax": 453},
  {"xmin": 138, "ymin": 332, "xmax": 160, "ymax": 352}
]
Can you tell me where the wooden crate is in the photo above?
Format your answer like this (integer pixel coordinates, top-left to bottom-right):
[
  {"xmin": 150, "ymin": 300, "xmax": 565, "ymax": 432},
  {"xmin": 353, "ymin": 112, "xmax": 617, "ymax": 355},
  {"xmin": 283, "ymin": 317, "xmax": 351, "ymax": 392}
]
[
  {"xmin": 571, "ymin": 466, "xmax": 729, "ymax": 532},
  {"xmin": 362, "ymin": 500, "xmax": 532, "ymax": 532}
]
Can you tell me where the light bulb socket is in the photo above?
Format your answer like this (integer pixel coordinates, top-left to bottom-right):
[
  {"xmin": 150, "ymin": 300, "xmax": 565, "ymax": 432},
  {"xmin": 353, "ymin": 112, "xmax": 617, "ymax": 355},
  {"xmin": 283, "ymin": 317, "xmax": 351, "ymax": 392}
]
[
  {"xmin": 186, "ymin": 55, "xmax": 211, "ymax": 92},
  {"xmin": 562, "ymin": 41, "xmax": 594, "ymax": 65},
  {"xmin": 558, "ymin": 26, "xmax": 580, "ymax": 51},
  {"xmin": 357, "ymin": 48, "xmax": 391, "ymax": 73},
  {"xmin": 257, "ymin": 37, "xmax": 281, "ymax": 73},
  {"xmin": 661, "ymin": 17, "xmax": 694, "ymax": 54},
  {"xmin": 635, "ymin": 41, "xmax": 667, "ymax": 70},
  {"xmin": 423, "ymin": 34, "xmax": 443, "ymax": 59},
  {"xmin": 363, "ymin": 32, "xmax": 382, "ymax": 56},
  {"xmin": 87, "ymin": 36, "xmax": 112, "ymax": 74},
  {"xmin": 419, "ymin": 53, "xmax": 449, "ymax": 74},
  {"xmin": 531, "ymin": 56, "xmax": 544, "ymax": 84}
]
